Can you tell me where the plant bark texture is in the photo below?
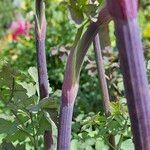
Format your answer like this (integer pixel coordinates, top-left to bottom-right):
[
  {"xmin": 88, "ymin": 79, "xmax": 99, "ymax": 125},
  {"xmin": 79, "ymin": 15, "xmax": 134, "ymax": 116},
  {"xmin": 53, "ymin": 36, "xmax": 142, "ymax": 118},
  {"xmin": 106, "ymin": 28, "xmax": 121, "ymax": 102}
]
[{"xmin": 107, "ymin": 0, "xmax": 150, "ymax": 149}]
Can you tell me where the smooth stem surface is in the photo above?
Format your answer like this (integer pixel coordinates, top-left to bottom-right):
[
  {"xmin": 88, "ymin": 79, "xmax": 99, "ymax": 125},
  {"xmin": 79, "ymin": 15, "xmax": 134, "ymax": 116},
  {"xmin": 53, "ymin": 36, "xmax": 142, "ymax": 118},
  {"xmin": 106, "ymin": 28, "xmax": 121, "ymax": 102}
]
[
  {"xmin": 35, "ymin": 0, "xmax": 53, "ymax": 149},
  {"xmin": 36, "ymin": 38, "xmax": 49, "ymax": 99},
  {"xmin": 93, "ymin": 34, "xmax": 115, "ymax": 150},
  {"xmin": 58, "ymin": 6, "xmax": 111, "ymax": 150},
  {"xmin": 115, "ymin": 18, "xmax": 150, "ymax": 150},
  {"xmin": 57, "ymin": 82, "xmax": 78, "ymax": 150},
  {"xmin": 57, "ymin": 104, "xmax": 74, "ymax": 150},
  {"xmin": 107, "ymin": 0, "xmax": 150, "ymax": 148},
  {"xmin": 94, "ymin": 34, "xmax": 111, "ymax": 116},
  {"xmin": 36, "ymin": 26, "xmax": 54, "ymax": 150}
]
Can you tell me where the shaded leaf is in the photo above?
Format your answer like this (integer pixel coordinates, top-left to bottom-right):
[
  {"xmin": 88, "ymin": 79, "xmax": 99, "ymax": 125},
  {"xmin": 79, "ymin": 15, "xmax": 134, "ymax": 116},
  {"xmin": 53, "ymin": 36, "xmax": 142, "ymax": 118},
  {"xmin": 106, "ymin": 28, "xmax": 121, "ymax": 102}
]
[
  {"xmin": 2, "ymin": 141, "xmax": 16, "ymax": 150},
  {"xmin": 68, "ymin": 5, "xmax": 84, "ymax": 25},
  {"xmin": 0, "ymin": 118, "xmax": 17, "ymax": 135}
]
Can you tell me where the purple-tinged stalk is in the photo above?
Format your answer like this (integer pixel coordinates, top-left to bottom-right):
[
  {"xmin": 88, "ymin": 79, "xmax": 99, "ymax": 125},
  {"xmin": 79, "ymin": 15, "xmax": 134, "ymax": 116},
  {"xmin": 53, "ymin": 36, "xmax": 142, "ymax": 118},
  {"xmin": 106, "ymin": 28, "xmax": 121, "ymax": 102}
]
[
  {"xmin": 94, "ymin": 34, "xmax": 111, "ymax": 117},
  {"xmin": 107, "ymin": 0, "xmax": 150, "ymax": 149},
  {"xmin": 93, "ymin": 34, "xmax": 115, "ymax": 150},
  {"xmin": 35, "ymin": 0, "xmax": 53, "ymax": 149},
  {"xmin": 99, "ymin": 24, "xmax": 111, "ymax": 50},
  {"xmin": 57, "ymin": 7, "xmax": 111, "ymax": 150}
]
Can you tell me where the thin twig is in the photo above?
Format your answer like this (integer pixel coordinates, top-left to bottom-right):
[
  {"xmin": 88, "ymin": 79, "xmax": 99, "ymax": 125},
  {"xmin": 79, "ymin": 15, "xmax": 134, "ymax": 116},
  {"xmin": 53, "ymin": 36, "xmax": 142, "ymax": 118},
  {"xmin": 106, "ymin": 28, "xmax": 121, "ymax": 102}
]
[{"xmin": 93, "ymin": 33, "xmax": 115, "ymax": 150}]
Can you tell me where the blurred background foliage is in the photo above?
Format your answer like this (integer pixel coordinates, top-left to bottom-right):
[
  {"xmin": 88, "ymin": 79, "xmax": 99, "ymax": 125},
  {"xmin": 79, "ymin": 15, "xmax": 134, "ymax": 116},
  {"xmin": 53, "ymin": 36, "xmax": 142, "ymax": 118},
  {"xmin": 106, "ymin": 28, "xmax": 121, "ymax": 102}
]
[{"xmin": 0, "ymin": 0, "xmax": 150, "ymax": 149}]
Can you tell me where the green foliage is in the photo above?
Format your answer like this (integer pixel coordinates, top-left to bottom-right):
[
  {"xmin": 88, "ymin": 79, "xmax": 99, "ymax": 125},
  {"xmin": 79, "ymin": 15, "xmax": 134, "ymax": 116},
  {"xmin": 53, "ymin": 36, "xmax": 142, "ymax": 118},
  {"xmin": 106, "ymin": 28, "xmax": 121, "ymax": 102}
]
[
  {"xmin": 0, "ymin": 64, "xmax": 59, "ymax": 149},
  {"xmin": 71, "ymin": 101, "xmax": 132, "ymax": 149},
  {"xmin": 0, "ymin": 0, "xmax": 14, "ymax": 36},
  {"xmin": 66, "ymin": 0, "xmax": 104, "ymax": 24}
]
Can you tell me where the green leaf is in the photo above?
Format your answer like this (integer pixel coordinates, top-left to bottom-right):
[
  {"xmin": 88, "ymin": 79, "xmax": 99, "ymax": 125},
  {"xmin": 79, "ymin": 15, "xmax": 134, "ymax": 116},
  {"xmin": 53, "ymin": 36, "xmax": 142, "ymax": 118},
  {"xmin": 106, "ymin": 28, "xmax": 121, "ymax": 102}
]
[
  {"xmin": 38, "ymin": 112, "xmax": 52, "ymax": 134},
  {"xmin": 71, "ymin": 139, "xmax": 79, "ymax": 150},
  {"xmin": 7, "ymin": 103, "xmax": 18, "ymax": 111},
  {"xmin": 83, "ymin": 4, "xmax": 98, "ymax": 17},
  {"xmin": 26, "ymin": 104, "xmax": 40, "ymax": 113},
  {"xmin": 85, "ymin": 145, "xmax": 93, "ymax": 150},
  {"xmin": 19, "ymin": 82, "xmax": 36, "ymax": 97},
  {"xmin": 121, "ymin": 139, "xmax": 134, "ymax": 150},
  {"xmin": 0, "ymin": 118, "xmax": 17, "ymax": 135},
  {"xmin": 16, "ymin": 114, "xmax": 29, "ymax": 125},
  {"xmin": 6, "ymin": 129, "xmax": 29, "ymax": 142},
  {"xmin": 28, "ymin": 66, "xmax": 52, "ymax": 95},
  {"xmin": 68, "ymin": 5, "xmax": 84, "ymax": 25},
  {"xmin": 0, "ymin": 64, "xmax": 18, "ymax": 80},
  {"xmin": 75, "ymin": 114, "xmax": 85, "ymax": 122},
  {"xmin": 117, "ymin": 81, "xmax": 124, "ymax": 92},
  {"xmin": 28, "ymin": 67, "xmax": 41, "ymax": 96},
  {"xmin": 147, "ymin": 60, "xmax": 150, "ymax": 70},
  {"xmin": 39, "ymin": 97, "xmax": 58, "ymax": 109},
  {"xmin": 28, "ymin": 67, "xmax": 38, "ymax": 83},
  {"xmin": 13, "ymin": 83, "xmax": 28, "ymax": 100},
  {"xmin": 2, "ymin": 141, "xmax": 16, "ymax": 150},
  {"xmin": 16, "ymin": 144, "xmax": 26, "ymax": 150},
  {"xmin": 26, "ymin": 97, "xmax": 58, "ymax": 113},
  {"xmin": 95, "ymin": 138, "xmax": 108, "ymax": 150}
]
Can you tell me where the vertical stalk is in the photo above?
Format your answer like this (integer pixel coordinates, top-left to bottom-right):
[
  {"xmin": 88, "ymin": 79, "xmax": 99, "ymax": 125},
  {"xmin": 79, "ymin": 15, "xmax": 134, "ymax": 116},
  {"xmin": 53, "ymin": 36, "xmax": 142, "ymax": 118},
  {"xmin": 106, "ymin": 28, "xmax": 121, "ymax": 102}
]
[
  {"xmin": 93, "ymin": 34, "xmax": 111, "ymax": 116},
  {"xmin": 107, "ymin": 0, "xmax": 150, "ymax": 149},
  {"xmin": 35, "ymin": 0, "xmax": 53, "ymax": 149},
  {"xmin": 57, "ymin": 102, "xmax": 76, "ymax": 150},
  {"xmin": 93, "ymin": 34, "xmax": 115, "ymax": 150},
  {"xmin": 57, "ymin": 7, "xmax": 111, "ymax": 150},
  {"xmin": 99, "ymin": 24, "xmax": 111, "ymax": 50}
]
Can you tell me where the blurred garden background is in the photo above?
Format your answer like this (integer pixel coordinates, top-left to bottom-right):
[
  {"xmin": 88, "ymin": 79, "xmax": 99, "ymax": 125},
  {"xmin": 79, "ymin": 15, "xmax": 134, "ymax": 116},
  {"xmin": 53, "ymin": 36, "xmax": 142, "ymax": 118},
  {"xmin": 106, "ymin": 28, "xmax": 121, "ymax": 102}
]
[{"xmin": 0, "ymin": 0, "xmax": 150, "ymax": 149}]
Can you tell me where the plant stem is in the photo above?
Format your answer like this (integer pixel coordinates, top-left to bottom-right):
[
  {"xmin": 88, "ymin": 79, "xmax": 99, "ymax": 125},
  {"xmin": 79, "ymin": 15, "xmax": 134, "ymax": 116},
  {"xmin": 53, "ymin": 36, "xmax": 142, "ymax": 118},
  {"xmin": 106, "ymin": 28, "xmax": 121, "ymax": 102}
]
[
  {"xmin": 99, "ymin": 24, "xmax": 111, "ymax": 50},
  {"xmin": 57, "ymin": 6, "xmax": 111, "ymax": 150},
  {"xmin": 93, "ymin": 33, "xmax": 115, "ymax": 150},
  {"xmin": 57, "ymin": 104, "xmax": 74, "ymax": 150},
  {"xmin": 35, "ymin": 0, "xmax": 54, "ymax": 149},
  {"xmin": 93, "ymin": 34, "xmax": 111, "ymax": 116},
  {"xmin": 107, "ymin": 0, "xmax": 150, "ymax": 149}
]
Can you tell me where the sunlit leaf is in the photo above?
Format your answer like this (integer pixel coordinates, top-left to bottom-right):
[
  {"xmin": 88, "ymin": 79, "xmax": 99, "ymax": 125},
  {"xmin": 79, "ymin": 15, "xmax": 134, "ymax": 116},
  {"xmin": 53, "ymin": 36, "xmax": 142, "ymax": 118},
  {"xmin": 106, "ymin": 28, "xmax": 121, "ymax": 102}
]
[{"xmin": 19, "ymin": 82, "xmax": 36, "ymax": 97}]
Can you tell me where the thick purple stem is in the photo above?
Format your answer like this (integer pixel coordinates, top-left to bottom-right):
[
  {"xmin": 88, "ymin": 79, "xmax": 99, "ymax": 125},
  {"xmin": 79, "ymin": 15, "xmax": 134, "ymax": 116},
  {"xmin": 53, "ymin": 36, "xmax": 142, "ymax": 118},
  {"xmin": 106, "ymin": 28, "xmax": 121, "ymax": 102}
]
[
  {"xmin": 58, "ymin": 104, "xmax": 74, "ymax": 150},
  {"xmin": 35, "ymin": 1, "xmax": 54, "ymax": 149},
  {"xmin": 57, "ymin": 7, "xmax": 111, "ymax": 150},
  {"xmin": 107, "ymin": 0, "xmax": 150, "ymax": 149},
  {"xmin": 36, "ymin": 38, "xmax": 49, "ymax": 99},
  {"xmin": 116, "ymin": 18, "xmax": 150, "ymax": 150},
  {"xmin": 36, "ymin": 26, "xmax": 54, "ymax": 150}
]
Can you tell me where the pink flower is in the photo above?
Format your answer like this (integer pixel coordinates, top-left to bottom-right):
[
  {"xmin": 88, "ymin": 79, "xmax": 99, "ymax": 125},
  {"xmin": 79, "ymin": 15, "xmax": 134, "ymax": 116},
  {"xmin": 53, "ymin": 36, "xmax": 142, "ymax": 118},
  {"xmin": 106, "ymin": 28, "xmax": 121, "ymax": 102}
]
[{"xmin": 10, "ymin": 18, "xmax": 31, "ymax": 41}]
